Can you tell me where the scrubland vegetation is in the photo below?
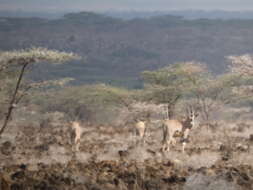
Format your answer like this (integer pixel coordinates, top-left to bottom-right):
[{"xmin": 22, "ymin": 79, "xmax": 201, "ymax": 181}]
[{"xmin": 0, "ymin": 47, "xmax": 253, "ymax": 189}]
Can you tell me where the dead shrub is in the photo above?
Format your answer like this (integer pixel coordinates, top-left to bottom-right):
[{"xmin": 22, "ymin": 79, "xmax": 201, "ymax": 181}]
[{"xmin": 249, "ymin": 134, "xmax": 253, "ymax": 142}]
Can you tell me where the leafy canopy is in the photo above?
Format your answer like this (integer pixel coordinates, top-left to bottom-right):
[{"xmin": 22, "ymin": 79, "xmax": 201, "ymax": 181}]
[
  {"xmin": 141, "ymin": 62, "xmax": 208, "ymax": 103},
  {"xmin": 0, "ymin": 47, "xmax": 80, "ymax": 67}
]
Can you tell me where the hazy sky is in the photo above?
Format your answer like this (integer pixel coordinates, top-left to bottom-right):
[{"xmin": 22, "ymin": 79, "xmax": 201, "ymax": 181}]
[{"xmin": 1, "ymin": 0, "xmax": 253, "ymax": 12}]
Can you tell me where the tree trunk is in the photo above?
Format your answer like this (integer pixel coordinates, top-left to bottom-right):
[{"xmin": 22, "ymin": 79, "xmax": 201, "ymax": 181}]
[{"xmin": 0, "ymin": 63, "xmax": 28, "ymax": 137}]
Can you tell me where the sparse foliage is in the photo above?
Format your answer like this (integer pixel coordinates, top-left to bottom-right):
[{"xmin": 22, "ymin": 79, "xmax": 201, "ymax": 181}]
[
  {"xmin": 227, "ymin": 54, "xmax": 253, "ymax": 98},
  {"xmin": 227, "ymin": 54, "xmax": 253, "ymax": 76},
  {"xmin": 0, "ymin": 47, "xmax": 80, "ymax": 137},
  {"xmin": 141, "ymin": 62, "xmax": 207, "ymax": 118},
  {"xmin": 190, "ymin": 73, "xmax": 241, "ymax": 122}
]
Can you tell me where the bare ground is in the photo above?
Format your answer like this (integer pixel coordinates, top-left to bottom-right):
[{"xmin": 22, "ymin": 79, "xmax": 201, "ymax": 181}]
[{"xmin": 0, "ymin": 117, "xmax": 253, "ymax": 190}]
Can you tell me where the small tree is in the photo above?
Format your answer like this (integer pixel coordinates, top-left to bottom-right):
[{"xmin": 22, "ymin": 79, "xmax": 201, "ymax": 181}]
[
  {"xmin": 0, "ymin": 47, "xmax": 80, "ymax": 137},
  {"xmin": 227, "ymin": 54, "xmax": 253, "ymax": 97},
  {"xmin": 141, "ymin": 62, "xmax": 207, "ymax": 118},
  {"xmin": 183, "ymin": 55, "xmax": 252, "ymax": 123},
  {"xmin": 228, "ymin": 54, "xmax": 253, "ymax": 76},
  {"xmin": 189, "ymin": 73, "xmax": 241, "ymax": 122}
]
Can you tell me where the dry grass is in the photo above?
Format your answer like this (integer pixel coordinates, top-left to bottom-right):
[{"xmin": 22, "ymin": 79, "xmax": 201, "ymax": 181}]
[{"xmin": 0, "ymin": 104, "xmax": 253, "ymax": 171}]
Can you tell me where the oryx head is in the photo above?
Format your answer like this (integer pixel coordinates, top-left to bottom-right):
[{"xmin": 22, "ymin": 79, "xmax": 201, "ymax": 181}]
[{"xmin": 185, "ymin": 105, "xmax": 199, "ymax": 129}]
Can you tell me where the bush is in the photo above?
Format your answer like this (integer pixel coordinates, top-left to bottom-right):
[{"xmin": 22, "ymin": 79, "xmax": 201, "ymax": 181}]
[{"xmin": 30, "ymin": 84, "xmax": 133, "ymax": 124}]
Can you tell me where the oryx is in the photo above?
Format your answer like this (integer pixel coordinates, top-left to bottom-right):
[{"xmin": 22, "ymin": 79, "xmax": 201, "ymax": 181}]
[
  {"xmin": 71, "ymin": 121, "xmax": 83, "ymax": 151},
  {"xmin": 162, "ymin": 107, "xmax": 198, "ymax": 153},
  {"xmin": 135, "ymin": 120, "xmax": 147, "ymax": 143}
]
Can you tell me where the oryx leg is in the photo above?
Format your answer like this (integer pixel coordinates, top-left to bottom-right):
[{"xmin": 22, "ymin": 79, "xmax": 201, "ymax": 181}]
[
  {"xmin": 171, "ymin": 136, "xmax": 177, "ymax": 146},
  {"xmin": 162, "ymin": 132, "xmax": 174, "ymax": 152},
  {"xmin": 75, "ymin": 139, "xmax": 81, "ymax": 151},
  {"xmin": 162, "ymin": 142, "xmax": 169, "ymax": 152},
  {"xmin": 182, "ymin": 142, "xmax": 186, "ymax": 153},
  {"xmin": 181, "ymin": 128, "xmax": 190, "ymax": 153},
  {"xmin": 74, "ymin": 128, "xmax": 82, "ymax": 151}
]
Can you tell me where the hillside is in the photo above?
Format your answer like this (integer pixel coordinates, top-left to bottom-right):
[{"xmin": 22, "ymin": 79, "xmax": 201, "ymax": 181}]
[
  {"xmin": 1, "ymin": 12, "xmax": 253, "ymax": 88},
  {"xmin": 105, "ymin": 10, "xmax": 253, "ymax": 20}
]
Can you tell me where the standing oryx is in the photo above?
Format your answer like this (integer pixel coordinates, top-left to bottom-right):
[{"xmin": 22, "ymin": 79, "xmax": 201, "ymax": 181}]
[
  {"xmin": 162, "ymin": 107, "xmax": 198, "ymax": 153},
  {"xmin": 71, "ymin": 121, "xmax": 83, "ymax": 151},
  {"xmin": 134, "ymin": 120, "xmax": 147, "ymax": 143}
]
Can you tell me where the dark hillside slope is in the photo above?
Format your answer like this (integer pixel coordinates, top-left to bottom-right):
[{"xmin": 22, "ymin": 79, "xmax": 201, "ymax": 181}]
[{"xmin": 1, "ymin": 12, "xmax": 253, "ymax": 88}]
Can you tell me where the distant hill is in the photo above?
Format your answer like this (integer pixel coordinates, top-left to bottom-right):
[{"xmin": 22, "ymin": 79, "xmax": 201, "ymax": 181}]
[
  {"xmin": 104, "ymin": 10, "xmax": 253, "ymax": 20},
  {"xmin": 0, "ymin": 10, "xmax": 64, "ymax": 19},
  {"xmin": 1, "ymin": 11, "xmax": 253, "ymax": 88},
  {"xmin": 105, "ymin": 10, "xmax": 253, "ymax": 20},
  {"xmin": 3, "ymin": 10, "xmax": 253, "ymax": 20}
]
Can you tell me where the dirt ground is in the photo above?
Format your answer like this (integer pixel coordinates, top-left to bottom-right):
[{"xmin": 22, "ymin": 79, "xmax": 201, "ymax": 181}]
[{"xmin": 0, "ymin": 113, "xmax": 253, "ymax": 190}]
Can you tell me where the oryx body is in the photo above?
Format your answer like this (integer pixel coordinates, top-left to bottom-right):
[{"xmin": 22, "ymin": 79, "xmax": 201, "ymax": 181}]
[
  {"xmin": 162, "ymin": 109, "xmax": 197, "ymax": 153},
  {"xmin": 71, "ymin": 121, "xmax": 83, "ymax": 151},
  {"xmin": 135, "ymin": 120, "xmax": 147, "ymax": 143}
]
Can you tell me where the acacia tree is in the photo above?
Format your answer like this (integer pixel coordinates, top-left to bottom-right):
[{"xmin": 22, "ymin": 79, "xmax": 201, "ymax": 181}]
[
  {"xmin": 189, "ymin": 73, "xmax": 241, "ymax": 122},
  {"xmin": 182, "ymin": 55, "xmax": 252, "ymax": 123},
  {"xmin": 0, "ymin": 47, "xmax": 80, "ymax": 137},
  {"xmin": 141, "ymin": 62, "xmax": 207, "ymax": 118},
  {"xmin": 228, "ymin": 54, "xmax": 253, "ymax": 76},
  {"xmin": 227, "ymin": 54, "xmax": 253, "ymax": 97},
  {"xmin": 141, "ymin": 61, "xmax": 242, "ymax": 122}
]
